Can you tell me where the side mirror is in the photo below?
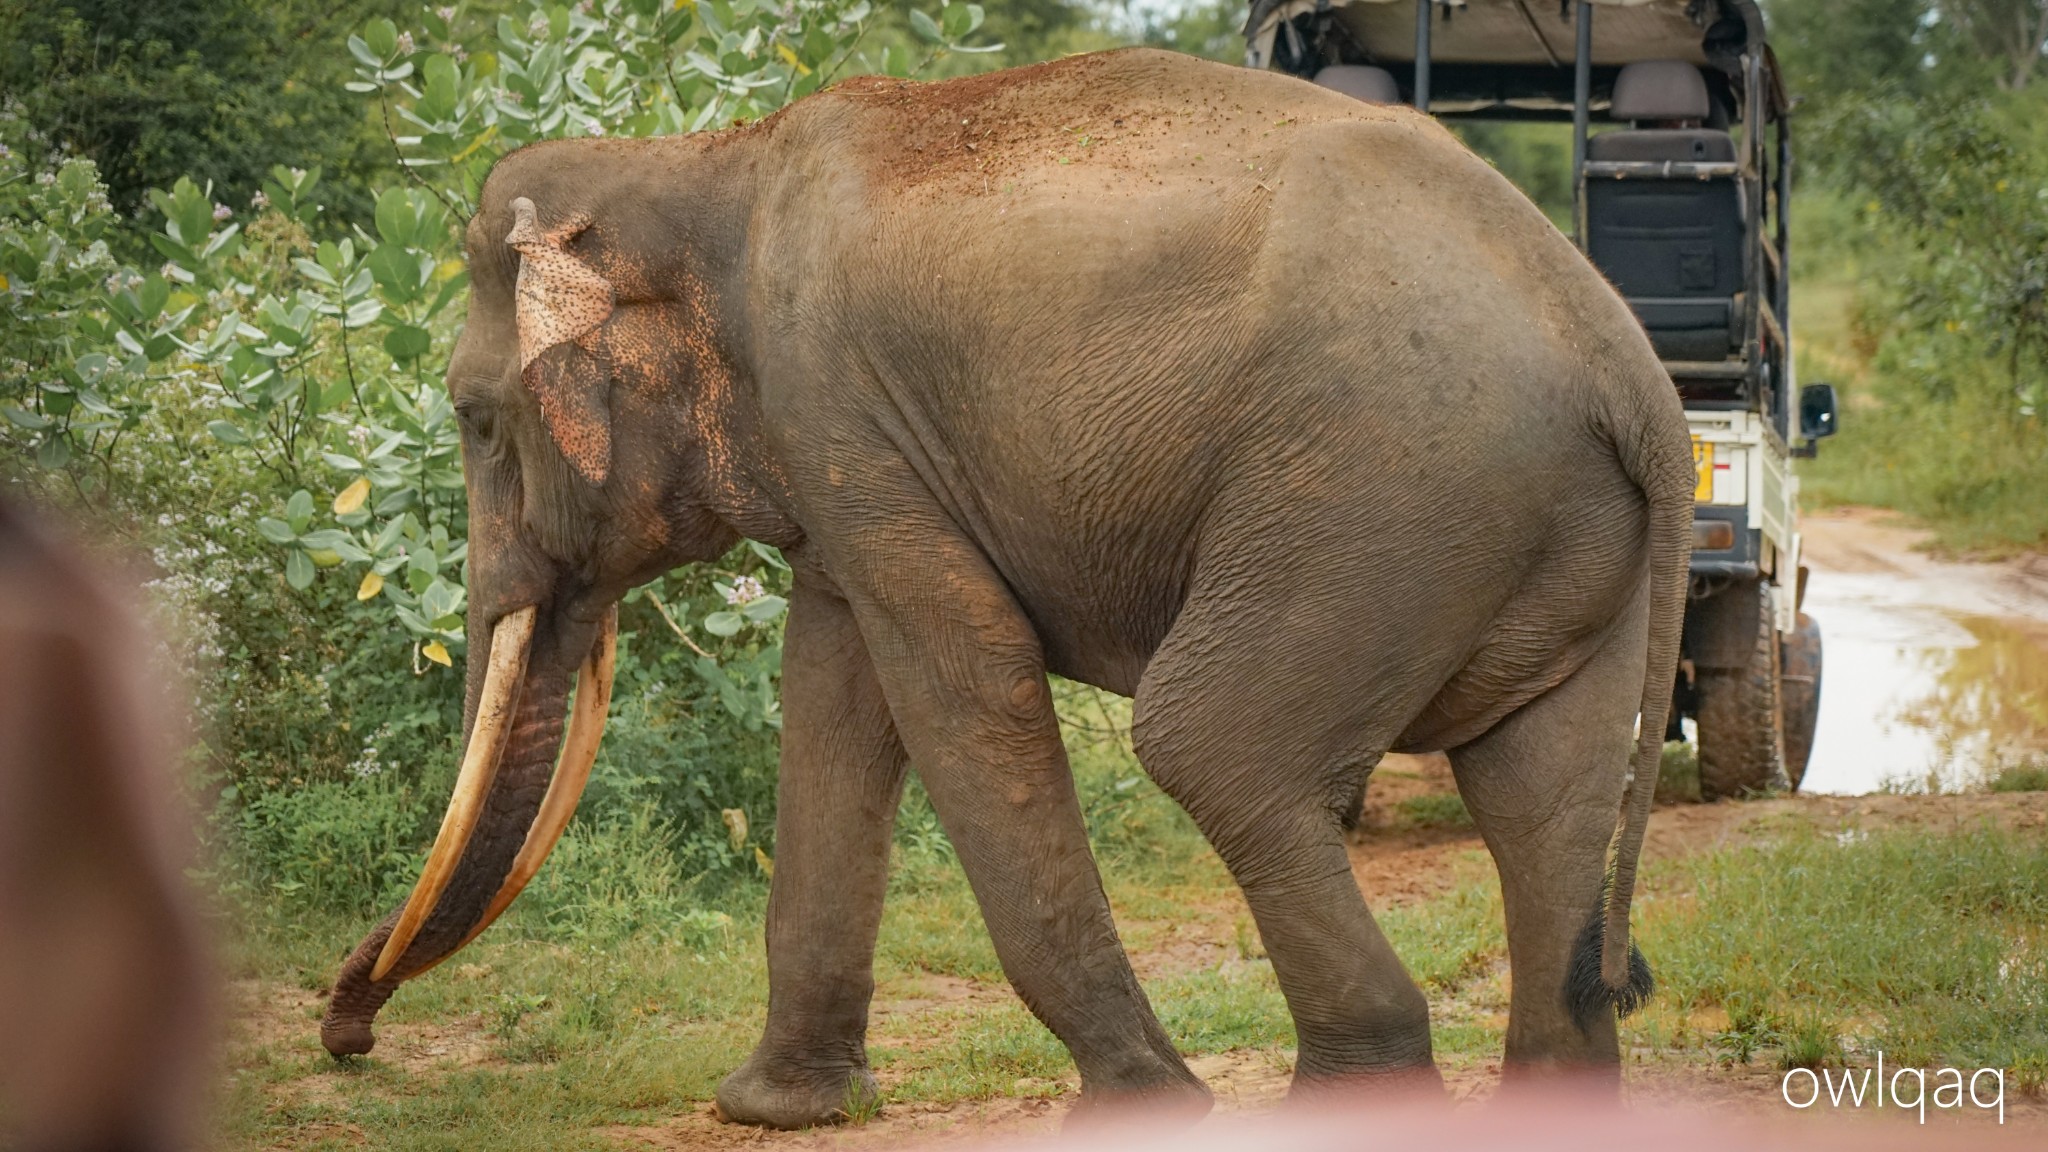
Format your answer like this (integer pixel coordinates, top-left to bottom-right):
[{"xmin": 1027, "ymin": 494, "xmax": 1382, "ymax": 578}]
[{"xmin": 1799, "ymin": 382, "xmax": 1839, "ymax": 441}]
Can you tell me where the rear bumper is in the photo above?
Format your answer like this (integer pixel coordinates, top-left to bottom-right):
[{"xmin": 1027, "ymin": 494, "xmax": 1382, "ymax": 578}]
[{"xmin": 1690, "ymin": 504, "xmax": 1759, "ymax": 580}]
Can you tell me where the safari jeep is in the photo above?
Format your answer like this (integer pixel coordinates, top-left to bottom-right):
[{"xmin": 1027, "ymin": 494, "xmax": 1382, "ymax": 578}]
[{"xmin": 1242, "ymin": 0, "xmax": 1839, "ymax": 797}]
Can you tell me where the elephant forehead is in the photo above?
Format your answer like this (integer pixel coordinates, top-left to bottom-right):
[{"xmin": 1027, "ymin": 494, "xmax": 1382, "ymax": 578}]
[{"xmin": 513, "ymin": 245, "xmax": 614, "ymax": 371}]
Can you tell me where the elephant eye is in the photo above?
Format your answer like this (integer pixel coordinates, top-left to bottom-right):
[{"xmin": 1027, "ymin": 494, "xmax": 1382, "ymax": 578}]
[{"xmin": 458, "ymin": 402, "xmax": 497, "ymax": 445}]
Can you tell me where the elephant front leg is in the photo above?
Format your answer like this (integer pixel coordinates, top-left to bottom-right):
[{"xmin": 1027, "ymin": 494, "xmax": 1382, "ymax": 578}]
[
  {"xmin": 717, "ymin": 570, "xmax": 909, "ymax": 1129},
  {"xmin": 837, "ymin": 532, "xmax": 1209, "ymax": 1122}
]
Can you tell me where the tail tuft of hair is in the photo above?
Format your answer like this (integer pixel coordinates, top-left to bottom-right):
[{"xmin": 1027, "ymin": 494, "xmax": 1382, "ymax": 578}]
[{"xmin": 1566, "ymin": 906, "xmax": 1654, "ymax": 1034}]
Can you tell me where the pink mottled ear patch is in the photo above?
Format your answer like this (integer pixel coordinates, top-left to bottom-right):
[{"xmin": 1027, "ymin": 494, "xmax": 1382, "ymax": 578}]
[
  {"xmin": 524, "ymin": 345, "xmax": 612, "ymax": 486},
  {"xmin": 507, "ymin": 196, "xmax": 614, "ymax": 483}
]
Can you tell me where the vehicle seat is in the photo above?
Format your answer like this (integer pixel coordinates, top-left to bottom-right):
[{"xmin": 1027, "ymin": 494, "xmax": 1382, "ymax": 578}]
[
  {"xmin": 1313, "ymin": 65, "xmax": 1400, "ymax": 104},
  {"xmin": 1585, "ymin": 60, "xmax": 1743, "ymax": 362}
]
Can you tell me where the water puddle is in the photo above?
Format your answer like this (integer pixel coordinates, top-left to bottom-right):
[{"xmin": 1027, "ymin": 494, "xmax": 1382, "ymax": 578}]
[{"xmin": 1799, "ymin": 570, "xmax": 2048, "ymax": 794}]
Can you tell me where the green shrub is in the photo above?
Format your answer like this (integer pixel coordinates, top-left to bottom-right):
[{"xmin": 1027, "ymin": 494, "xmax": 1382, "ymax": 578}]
[
  {"xmin": 3, "ymin": 0, "xmax": 1006, "ymax": 936},
  {"xmin": 226, "ymin": 772, "xmax": 429, "ymax": 915},
  {"xmin": 1794, "ymin": 97, "xmax": 2048, "ymax": 553}
]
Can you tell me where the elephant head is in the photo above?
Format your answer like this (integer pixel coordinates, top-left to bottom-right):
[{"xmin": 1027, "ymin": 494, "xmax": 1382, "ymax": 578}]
[{"xmin": 322, "ymin": 145, "xmax": 782, "ymax": 1055}]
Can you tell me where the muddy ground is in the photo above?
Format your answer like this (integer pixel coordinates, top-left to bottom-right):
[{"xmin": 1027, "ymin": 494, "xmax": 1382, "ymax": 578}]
[{"xmin": 231, "ymin": 508, "xmax": 2048, "ymax": 1147}]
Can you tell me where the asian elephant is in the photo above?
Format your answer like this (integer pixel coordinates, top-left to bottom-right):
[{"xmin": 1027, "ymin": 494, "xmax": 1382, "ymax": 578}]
[{"xmin": 321, "ymin": 48, "xmax": 1692, "ymax": 1127}]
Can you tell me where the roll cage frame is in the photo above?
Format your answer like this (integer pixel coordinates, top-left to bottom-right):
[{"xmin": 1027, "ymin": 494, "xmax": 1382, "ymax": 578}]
[{"xmin": 1245, "ymin": 0, "xmax": 1799, "ymax": 444}]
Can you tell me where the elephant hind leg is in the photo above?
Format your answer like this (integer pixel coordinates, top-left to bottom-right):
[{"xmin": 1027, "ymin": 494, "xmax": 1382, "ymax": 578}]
[
  {"xmin": 1445, "ymin": 585, "xmax": 1652, "ymax": 1084},
  {"xmin": 1132, "ymin": 625, "xmax": 1441, "ymax": 1094}
]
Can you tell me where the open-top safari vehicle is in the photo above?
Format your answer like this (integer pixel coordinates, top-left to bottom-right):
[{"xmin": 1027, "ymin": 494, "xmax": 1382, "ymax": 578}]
[{"xmin": 1242, "ymin": 0, "xmax": 1838, "ymax": 797}]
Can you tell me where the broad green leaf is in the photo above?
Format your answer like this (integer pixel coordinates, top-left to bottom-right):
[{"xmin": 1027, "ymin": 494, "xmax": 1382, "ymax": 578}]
[
  {"xmin": 206, "ymin": 419, "xmax": 250, "ymax": 445},
  {"xmin": 374, "ymin": 187, "xmax": 416, "ymax": 247},
  {"xmin": 285, "ymin": 549, "xmax": 315, "ymax": 590},
  {"xmin": 742, "ymin": 594, "xmax": 787, "ymax": 621},
  {"xmin": 299, "ymin": 530, "xmax": 370, "ymax": 562},
  {"xmin": 364, "ymin": 18, "xmax": 400, "ymax": 59},
  {"xmin": 940, "ymin": 2, "xmax": 970, "ymax": 39},
  {"xmin": 285, "ymin": 489, "xmax": 315, "ymax": 530},
  {"xmin": 293, "ymin": 258, "xmax": 338, "ymax": 287},
  {"xmin": 703, "ymin": 610, "xmax": 744, "ymax": 637},
  {"xmin": 384, "ymin": 324, "xmax": 432, "ymax": 361},
  {"xmin": 256, "ymin": 518, "xmax": 298, "ymax": 545}
]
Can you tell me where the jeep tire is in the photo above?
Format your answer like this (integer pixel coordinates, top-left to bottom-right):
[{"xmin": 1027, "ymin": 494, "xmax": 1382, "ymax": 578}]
[
  {"xmin": 1693, "ymin": 580, "xmax": 1790, "ymax": 800},
  {"xmin": 1779, "ymin": 611, "xmax": 1822, "ymax": 790}
]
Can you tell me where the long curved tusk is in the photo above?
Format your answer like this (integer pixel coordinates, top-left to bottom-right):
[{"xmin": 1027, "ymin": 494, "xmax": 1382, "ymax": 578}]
[
  {"xmin": 371, "ymin": 606, "xmax": 537, "ymax": 982},
  {"xmin": 415, "ymin": 606, "xmax": 618, "ymax": 975}
]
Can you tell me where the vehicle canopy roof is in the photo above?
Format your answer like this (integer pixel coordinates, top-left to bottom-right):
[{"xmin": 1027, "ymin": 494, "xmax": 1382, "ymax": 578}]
[{"xmin": 1244, "ymin": 0, "xmax": 1784, "ymax": 118}]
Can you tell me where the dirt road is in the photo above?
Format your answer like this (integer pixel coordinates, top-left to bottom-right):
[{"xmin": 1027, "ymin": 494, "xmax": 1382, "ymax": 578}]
[{"xmin": 1796, "ymin": 507, "xmax": 2048, "ymax": 793}]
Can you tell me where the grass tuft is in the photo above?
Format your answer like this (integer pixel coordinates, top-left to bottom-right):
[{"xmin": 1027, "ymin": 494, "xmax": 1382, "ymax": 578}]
[{"xmin": 1989, "ymin": 761, "xmax": 2048, "ymax": 793}]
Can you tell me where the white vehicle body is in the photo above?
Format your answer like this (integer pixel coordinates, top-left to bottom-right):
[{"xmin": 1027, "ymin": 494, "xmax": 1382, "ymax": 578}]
[{"xmin": 1688, "ymin": 408, "xmax": 1800, "ymax": 635}]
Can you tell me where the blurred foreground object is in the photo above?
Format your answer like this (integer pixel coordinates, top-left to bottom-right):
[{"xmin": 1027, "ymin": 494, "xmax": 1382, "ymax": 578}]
[
  {"xmin": 0, "ymin": 499, "xmax": 213, "ymax": 1152},
  {"xmin": 962, "ymin": 1090, "xmax": 2035, "ymax": 1152}
]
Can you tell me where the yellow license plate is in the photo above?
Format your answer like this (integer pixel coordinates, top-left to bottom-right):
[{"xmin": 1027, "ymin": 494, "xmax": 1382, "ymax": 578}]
[{"xmin": 1692, "ymin": 436, "xmax": 1713, "ymax": 502}]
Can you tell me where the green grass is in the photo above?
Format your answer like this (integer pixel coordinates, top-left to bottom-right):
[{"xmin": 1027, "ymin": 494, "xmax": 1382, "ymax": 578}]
[
  {"xmin": 1656, "ymin": 740, "xmax": 1702, "ymax": 804},
  {"xmin": 1392, "ymin": 793, "xmax": 1474, "ymax": 830},
  {"xmin": 1628, "ymin": 822, "xmax": 2048, "ymax": 1089},
  {"xmin": 1989, "ymin": 761, "xmax": 2048, "ymax": 793}
]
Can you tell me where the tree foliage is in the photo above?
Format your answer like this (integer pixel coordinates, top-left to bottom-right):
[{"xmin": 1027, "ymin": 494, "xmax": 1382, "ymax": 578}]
[{"xmin": 2, "ymin": 0, "xmax": 999, "ymax": 908}]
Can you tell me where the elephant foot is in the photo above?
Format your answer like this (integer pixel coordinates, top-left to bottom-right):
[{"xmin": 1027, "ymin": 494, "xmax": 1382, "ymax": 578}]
[
  {"xmin": 1062, "ymin": 1065, "xmax": 1213, "ymax": 1132},
  {"xmin": 714, "ymin": 1051, "xmax": 880, "ymax": 1130},
  {"xmin": 1288, "ymin": 1059, "xmax": 1445, "ymax": 1105}
]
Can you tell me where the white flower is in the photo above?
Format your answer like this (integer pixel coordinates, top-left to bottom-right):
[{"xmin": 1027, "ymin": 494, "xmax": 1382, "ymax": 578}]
[
  {"xmin": 723, "ymin": 575, "xmax": 765, "ymax": 605},
  {"xmin": 396, "ymin": 31, "xmax": 416, "ymax": 55},
  {"xmin": 437, "ymin": 5, "xmax": 456, "ymax": 22},
  {"xmin": 212, "ymin": 202, "xmax": 231, "ymax": 222},
  {"xmin": 251, "ymin": 189, "xmax": 269, "ymax": 209},
  {"xmin": 528, "ymin": 14, "xmax": 549, "ymax": 39},
  {"xmin": 585, "ymin": 120, "xmax": 605, "ymax": 137}
]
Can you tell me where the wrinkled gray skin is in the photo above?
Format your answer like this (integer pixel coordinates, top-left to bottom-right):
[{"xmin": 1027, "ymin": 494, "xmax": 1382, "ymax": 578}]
[{"xmin": 322, "ymin": 49, "xmax": 1694, "ymax": 1127}]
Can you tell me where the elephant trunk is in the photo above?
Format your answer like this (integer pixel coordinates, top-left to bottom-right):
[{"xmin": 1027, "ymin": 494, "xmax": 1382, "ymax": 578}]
[{"xmin": 320, "ymin": 605, "xmax": 615, "ymax": 1057}]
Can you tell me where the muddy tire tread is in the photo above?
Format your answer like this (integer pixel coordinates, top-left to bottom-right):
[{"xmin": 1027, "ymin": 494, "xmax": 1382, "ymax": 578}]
[{"xmin": 1695, "ymin": 583, "xmax": 1788, "ymax": 800}]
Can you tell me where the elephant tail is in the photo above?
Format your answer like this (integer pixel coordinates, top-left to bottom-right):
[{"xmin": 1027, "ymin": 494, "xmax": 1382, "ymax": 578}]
[{"xmin": 1568, "ymin": 382, "xmax": 1692, "ymax": 1031}]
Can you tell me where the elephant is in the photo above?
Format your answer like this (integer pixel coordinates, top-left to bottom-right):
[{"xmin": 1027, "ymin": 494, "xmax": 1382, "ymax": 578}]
[{"xmin": 321, "ymin": 47, "xmax": 1693, "ymax": 1127}]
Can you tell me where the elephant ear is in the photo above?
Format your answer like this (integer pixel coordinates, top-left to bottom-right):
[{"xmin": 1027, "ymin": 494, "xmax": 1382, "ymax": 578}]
[{"xmin": 506, "ymin": 196, "xmax": 614, "ymax": 485}]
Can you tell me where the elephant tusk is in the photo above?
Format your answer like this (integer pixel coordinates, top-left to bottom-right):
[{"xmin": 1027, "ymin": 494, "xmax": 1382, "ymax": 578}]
[
  {"xmin": 371, "ymin": 606, "xmax": 537, "ymax": 982},
  {"xmin": 413, "ymin": 606, "xmax": 617, "ymax": 975}
]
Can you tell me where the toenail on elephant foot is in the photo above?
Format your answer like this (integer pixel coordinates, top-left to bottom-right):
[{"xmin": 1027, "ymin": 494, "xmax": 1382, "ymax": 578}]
[{"xmin": 714, "ymin": 1056, "xmax": 880, "ymax": 1130}]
